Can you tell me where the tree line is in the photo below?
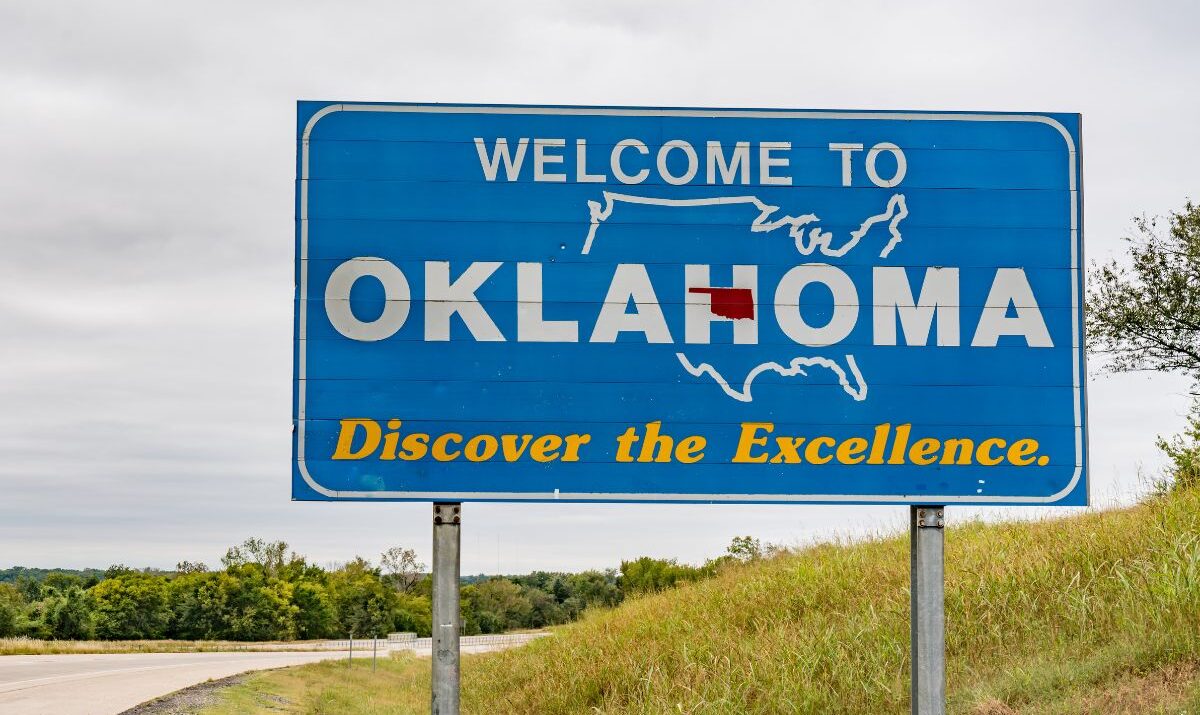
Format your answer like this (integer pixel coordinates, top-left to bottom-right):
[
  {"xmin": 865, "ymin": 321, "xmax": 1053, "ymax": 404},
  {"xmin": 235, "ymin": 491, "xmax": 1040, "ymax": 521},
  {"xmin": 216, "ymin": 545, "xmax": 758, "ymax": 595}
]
[
  {"xmin": 0, "ymin": 536, "xmax": 771, "ymax": 641},
  {"xmin": 1087, "ymin": 199, "xmax": 1200, "ymax": 491}
]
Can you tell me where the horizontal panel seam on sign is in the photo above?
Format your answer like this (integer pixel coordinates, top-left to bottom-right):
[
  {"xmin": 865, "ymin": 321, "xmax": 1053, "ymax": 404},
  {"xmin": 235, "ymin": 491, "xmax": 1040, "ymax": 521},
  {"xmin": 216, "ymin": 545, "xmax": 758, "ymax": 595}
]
[
  {"xmin": 298, "ymin": 377, "xmax": 1083, "ymax": 388},
  {"xmin": 297, "ymin": 183, "xmax": 1075, "ymax": 199},
  {"xmin": 298, "ymin": 463, "xmax": 1084, "ymax": 469},
  {"xmin": 294, "ymin": 417, "xmax": 1081, "ymax": 430},
  {"xmin": 300, "ymin": 218, "xmax": 1076, "ymax": 228},
  {"xmin": 298, "ymin": 218, "xmax": 1077, "ymax": 230},
  {"xmin": 309, "ymin": 299, "xmax": 1078, "ymax": 308},
  {"xmin": 303, "ymin": 261, "xmax": 1078, "ymax": 269},
  {"xmin": 300, "ymin": 178, "xmax": 1071, "ymax": 192},
  {"xmin": 302, "ymin": 138, "xmax": 1074, "ymax": 152},
  {"xmin": 297, "ymin": 376, "xmax": 1080, "ymax": 388},
  {"xmin": 295, "ymin": 103, "xmax": 1083, "ymax": 502}
]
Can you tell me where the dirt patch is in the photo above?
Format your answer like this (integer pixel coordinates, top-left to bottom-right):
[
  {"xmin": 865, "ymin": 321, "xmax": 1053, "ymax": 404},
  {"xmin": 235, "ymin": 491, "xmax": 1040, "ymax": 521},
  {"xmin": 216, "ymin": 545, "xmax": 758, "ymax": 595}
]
[
  {"xmin": 971, "ymin": 661, "xmax": 1199, "ymax": 715},
  {"xmin": 119, "ymin": 673, "xmax": 274, "ymax": 714},
  {"xmin": 972, "ymin": 699, "xmax": 1019, "ymax": 715},
  {"xmin": 1069, "ymin": 662, "xmax": 1199, "ymax": 714}
]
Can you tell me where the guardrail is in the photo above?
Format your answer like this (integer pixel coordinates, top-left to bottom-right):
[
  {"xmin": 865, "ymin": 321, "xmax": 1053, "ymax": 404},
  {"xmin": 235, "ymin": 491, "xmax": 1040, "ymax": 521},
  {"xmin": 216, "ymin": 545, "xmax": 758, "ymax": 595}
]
[
  {"xmin": 399, "ymin": 633, "xmax": 549, "ymax": 651},
  {"xmin": 322, "ymin": 638, "xmax": 389, "ymax": 650}
]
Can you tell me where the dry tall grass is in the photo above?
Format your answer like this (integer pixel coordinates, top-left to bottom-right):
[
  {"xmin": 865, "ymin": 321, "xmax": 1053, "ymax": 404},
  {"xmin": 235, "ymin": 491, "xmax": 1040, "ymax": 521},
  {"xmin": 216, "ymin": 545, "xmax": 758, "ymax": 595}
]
[
  {"xmin": 0, "ymin": 638, "xmax": 331, "ymax": 655},
  {"xmin": 209, "ymin": 490, "xmax": 1200, "ymax": 713}
]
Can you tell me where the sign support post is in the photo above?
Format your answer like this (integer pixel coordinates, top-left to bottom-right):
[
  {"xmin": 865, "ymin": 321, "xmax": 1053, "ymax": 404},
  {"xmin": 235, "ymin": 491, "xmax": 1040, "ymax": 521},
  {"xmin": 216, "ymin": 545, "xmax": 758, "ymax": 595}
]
[
  {"xmin": 431, "ymin": 502, "xmax": 462, "ymax": 715},
  {"xmin": 910, "ymin": 506, "xmax": 945, "ymax": 715}
]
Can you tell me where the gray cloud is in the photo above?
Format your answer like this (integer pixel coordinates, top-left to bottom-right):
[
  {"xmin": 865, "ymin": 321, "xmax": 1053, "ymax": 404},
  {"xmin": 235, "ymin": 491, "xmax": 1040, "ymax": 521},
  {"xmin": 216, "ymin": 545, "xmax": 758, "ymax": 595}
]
[{"xmin": 1, "ymin": 0, "xmax": 1196, "ymax": 573}]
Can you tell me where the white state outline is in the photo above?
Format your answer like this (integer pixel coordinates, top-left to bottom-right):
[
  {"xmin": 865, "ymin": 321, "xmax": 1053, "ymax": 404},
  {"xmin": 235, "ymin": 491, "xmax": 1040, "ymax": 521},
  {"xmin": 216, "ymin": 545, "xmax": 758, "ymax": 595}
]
[
  {"xmin": 586, "ymin": 191, "xmax": 906, "ymax": 405},
  {"xmin": 583, "ymin": 192, "xmax": 908, "ymax": 258},
  {"xmin": 676, "ymin": 353, "xmax": 868, "ymax": 403},
  {"xmin": 296, "ymin": 103, "xmax": 1086, "ymax": 504}
]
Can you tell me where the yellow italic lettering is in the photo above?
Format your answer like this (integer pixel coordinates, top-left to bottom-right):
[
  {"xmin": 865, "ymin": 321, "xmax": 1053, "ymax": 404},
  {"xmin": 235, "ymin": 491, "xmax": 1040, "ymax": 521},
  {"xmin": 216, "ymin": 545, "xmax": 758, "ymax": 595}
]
[
  {"xmin": 675, "ymin": 436, "xmax": 706, "ymax": 464},
  {"xmin": 530, "ymin": 435, "xmax": 564, "ymax": 463},
  {"xmin": 1007, "ymin": 439, "xmax": 1040, "ymax": 466},
  {"xmin": 332, "ymin": 419, "xmax": 381, "ymax": 460},
  {"xmin": 561, "ymin": 434, "xmax": 592, "ymax": 462},
  {"xmin": 803, "ymin": 436, "xmax": 836, "ymax": 465},
  {"xmin": 866, "ymin": 423, "xmax": 890, "ymax": 464},
  {"xmin": 908, "ymin": 438, "xmax": 941, "ymax": 466},
  {"xmin": 976, "ymin": 438, "xmax": 1007, "ymax": 466},
  {"xmin": 836, "ymin": 437, "xmax": 868, "ymax": 465},
  {"xmin": 733, "ymin": 422, "xmax": 773, "ymax": 463},
  {"xmin": 399, "ymin": 433, "xmax": 430, "ymax": 461},
  {"xmin": 431, "ymin": 433, "xmax": 464, "ymax": 461}
]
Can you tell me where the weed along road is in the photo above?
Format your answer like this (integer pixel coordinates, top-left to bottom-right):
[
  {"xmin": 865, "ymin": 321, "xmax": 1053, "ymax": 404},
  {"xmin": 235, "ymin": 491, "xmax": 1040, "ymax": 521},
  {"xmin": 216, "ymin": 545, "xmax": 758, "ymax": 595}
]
[{"xmin": 0, "ymin": 650, "xmax": 349, "ymax": 715}]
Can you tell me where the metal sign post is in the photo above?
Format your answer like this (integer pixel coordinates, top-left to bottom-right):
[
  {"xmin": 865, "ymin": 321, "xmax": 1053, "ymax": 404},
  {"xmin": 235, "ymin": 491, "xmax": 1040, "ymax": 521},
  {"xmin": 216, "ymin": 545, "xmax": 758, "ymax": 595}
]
[
  {"xmin": 431, "ymin": 502, "xmax": 462, "ymax": 715},
  {"xmin": 910, "ymin": 506, "xmax": 945, "ymax": 715}
]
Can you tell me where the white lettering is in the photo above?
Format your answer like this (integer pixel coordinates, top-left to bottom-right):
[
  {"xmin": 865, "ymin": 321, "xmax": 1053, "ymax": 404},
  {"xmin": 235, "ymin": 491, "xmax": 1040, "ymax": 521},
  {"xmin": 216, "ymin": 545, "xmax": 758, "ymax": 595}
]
[
  {"xmin": 759, "ymin": 142, "xmax": 792, "ymax": 186},
  {"xmin": 575, "ymin": 139, "xmax": 606, "ymax": 183},
  {"xmin": 657, "ymin": 140, "xmax": 699, "ymax": 186},
  {"xmin": 865, "ymin": 142, "xmax": 907, "ymax": 188},
  {"xmin": 517, "ymin": 262, "xmax": 578, "ymax": 342},
  {"xmin": 774, "ymin": 264, "xmax": 858, "ymax": 346},
  {"xmin": 325, "ymin": 258, "xmax": 411, "ymax": 342},
  {"xmin": 590, "ymin": 264, "xmax": 672, "ymax": 343},
  {"xmin": 533, "ymin": 138, "xmax": 567, "ymax": 182},
  {"xmin": 828, "ymin": 143, "xmax": 864, "ymax": 186},
  {"xmin": 474, "ymin": 138, "xmax": 528, "ymax": 181},
  {"xmin": 971, "ymin": 268, "xmax": 1053, "ymax": 347},
  {"xmin": 706, "ymin": 141, "xmax": 750, "ymax": 185},
  {"xmin": 611, "ymin": 139, "xmax": 650, "ymax": 185},
  {"xmin": 424, "ymin": 262, "xmax": 505, "ymax": 341},
  {"xmin": 873, "ymin": 267, "xmax": 960, "ymax": 346}
]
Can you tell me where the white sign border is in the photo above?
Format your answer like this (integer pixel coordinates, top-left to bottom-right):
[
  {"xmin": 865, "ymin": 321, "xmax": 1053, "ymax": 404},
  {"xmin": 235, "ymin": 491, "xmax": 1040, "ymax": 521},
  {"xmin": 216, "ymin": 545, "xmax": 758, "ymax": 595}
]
[{"xmin": 295, "ymin": 103, "xmax": 1086, "ymax": 504}]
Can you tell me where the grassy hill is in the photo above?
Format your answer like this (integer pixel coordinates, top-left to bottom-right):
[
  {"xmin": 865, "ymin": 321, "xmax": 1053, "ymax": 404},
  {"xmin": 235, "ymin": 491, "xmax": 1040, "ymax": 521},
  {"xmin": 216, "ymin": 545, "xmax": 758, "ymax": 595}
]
[{"xmin": 206, "ymin": 489, "xmax": 1200, "ymax": 714}]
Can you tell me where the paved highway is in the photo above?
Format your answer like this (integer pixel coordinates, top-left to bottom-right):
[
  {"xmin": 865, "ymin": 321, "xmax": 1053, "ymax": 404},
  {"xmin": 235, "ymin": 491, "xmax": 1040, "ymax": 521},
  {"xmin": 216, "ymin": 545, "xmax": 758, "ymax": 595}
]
[{"xmin": 0, "ymin": 650, "xmax": 349, "ymax": 715}]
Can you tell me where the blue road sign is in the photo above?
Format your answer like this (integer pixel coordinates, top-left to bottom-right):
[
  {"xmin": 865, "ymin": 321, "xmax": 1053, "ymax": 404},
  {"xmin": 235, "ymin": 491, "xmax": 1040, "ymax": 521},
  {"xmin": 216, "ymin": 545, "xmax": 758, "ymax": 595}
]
[{"xmin": 294, "ymin": 102, "xmax": 1086, "ymax": 505}]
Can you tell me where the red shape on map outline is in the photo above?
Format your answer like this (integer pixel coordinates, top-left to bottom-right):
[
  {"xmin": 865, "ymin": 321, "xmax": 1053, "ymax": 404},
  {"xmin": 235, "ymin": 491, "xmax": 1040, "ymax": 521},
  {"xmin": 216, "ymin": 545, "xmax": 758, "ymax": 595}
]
[{"xmin": 687, "ymin": 287, "xmax": 755, "ymax": 320}]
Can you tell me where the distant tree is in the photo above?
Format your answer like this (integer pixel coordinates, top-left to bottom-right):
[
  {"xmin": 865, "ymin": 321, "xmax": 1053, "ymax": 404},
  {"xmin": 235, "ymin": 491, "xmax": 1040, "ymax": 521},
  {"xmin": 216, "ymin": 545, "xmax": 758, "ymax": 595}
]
[
  {"xmin": 1088, "ymin": 200, "xmax": 1200, "ymax": 490},
  {"xmin": 724, "ymin": 535, "xmax": 781, "ymax": 563},
  {"xmin": 379, "ymin": 547, "xmax": 425, "ymax": 593},
  {"xmin": 0, "ymin": 584, "xmax": 21, "ymax": 637},
  {"xmin": 523, "ymin": 587, "xmax": 564, "ymax": 628},
  {"xmin": 1157, "ymin": 399, "xmax": 1200, "ymax": 492},
  {"xmin": 291, "ymin": 581, "xmax": 336, "ymax": 640},
  {"xmin": 565, "ymin": 570, "xmax": 622, "ymax": 609},
  {"xmin": 44, "ymin": 587, "xmax": 93, "ymax": 640},
  {"xmin": 1087, "ymin": 201, "xmax": 1200, "ymax": 387},
  {"xmin": 618, "ymin": 557, "xmax": 711, "ymax": 595},
  {"xmin": 466, "ymin": 578, "xmax": 533, "ymax": 633},
  {"xmin": 326, "ymin": 558, "xmax": 397, "ymax": 637},
  {"xmin": 41, "ymin": 572, "xmax": 82, "ymax": 593},
  {"xmin": 726, "ymin": 536, "xmax": 764, "ymax": 562},
  {"xmin": 91, "ymin": 574, "xmax": 170, "ymax": 639},
  {"xmin": 222, "ymin": 538, "xmax": 290, "ymax": 576},
  {"xmin": 175, "ymin": 561, "xmax": 209, "ymax": 574},
  {"xmin": 217, "ymin": 565, "xmax": 299, "ymax": 641},
  {"xmin": 14, "ymin": 576, "xmax": 43, "ymax": 604},
  {"xmin": 0, "ymin": 603, "xmax": 15, "ymax": 637},
  {"xmin": 392, "ymin": 591, "xmax": 433, "ymax": 637},
  {"xmin": 104, "ymin": 564, "xmax": 135, "ymax": 580},
  {"xmin": 166, "ymin": 572, "xmax": 226, "ymax": 640}
]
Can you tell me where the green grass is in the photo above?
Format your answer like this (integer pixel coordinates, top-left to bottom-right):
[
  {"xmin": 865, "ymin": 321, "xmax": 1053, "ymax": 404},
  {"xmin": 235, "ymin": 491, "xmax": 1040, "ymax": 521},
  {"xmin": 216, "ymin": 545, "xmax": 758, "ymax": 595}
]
[{"xmin": 204, "ymin": 489, "xmax": 1200, "ymax": 714}]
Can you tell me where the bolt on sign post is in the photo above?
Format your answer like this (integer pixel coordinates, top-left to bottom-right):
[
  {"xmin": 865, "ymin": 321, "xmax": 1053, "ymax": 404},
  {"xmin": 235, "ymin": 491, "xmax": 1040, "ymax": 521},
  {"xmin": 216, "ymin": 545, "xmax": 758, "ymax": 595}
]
[{"xmin": 294, "ymin": 103, "xmax": 1087, "ymax": 714}]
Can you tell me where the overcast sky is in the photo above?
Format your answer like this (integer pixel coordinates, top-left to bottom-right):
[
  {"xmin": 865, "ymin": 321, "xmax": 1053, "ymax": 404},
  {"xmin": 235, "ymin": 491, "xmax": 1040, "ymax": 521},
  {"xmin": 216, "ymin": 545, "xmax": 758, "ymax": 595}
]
[{"xmin": 1, "ymin": 1, "xmax": 1196, "ymax": 574}]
